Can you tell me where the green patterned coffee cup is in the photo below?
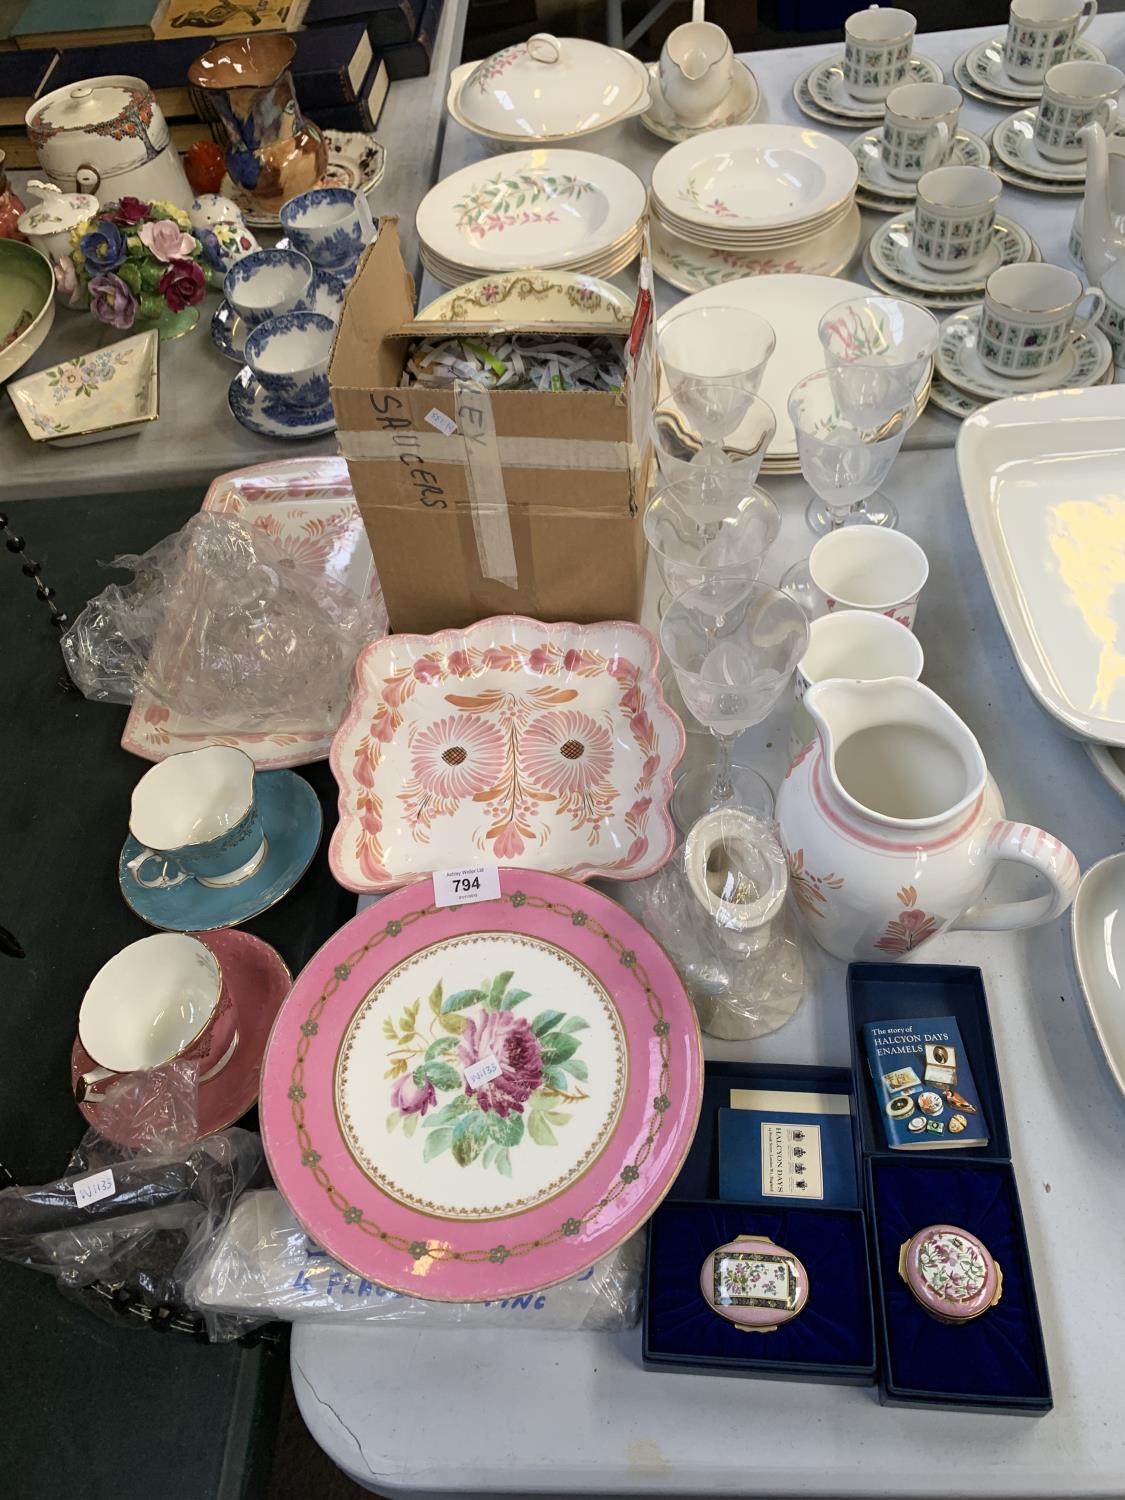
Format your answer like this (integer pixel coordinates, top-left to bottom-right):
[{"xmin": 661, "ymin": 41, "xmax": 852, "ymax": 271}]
[
  {"xmin": 1035, "ymin": 60, "xmax": 1123, "ymax": 162},
  {"xmin": 882, "ymin": 82, "xmax": 961, "ymax": 182},
  {"xmin": 979, "ymin": 262, "xmax": 1106, "ymax": 377},
  {"xmin": 913, "ymin": 165, "xmax": 1002, "ymax": 272},
  {"xmin": 843, "ymin": 6, "xmax": 916, "ymax": 102},
  {"xmin": 1003, "ymin": 0, "xmax": 1097, "ymax": 86}
]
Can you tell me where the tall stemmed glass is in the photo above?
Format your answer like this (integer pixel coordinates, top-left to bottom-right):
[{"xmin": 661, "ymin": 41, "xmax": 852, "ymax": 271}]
[
  {"xmin": 657, "ymin": 305, "xmax": 776, "ymax": 468},
  {"xmin": 645, "ymin": 478, "xmax": 781, "ymax": 614},
  {"xmin": 652, "ymin": 392, "xmax": 777, "ymax": 528},
  {"xmin": 788, "ymin": 367, "xmax": 913, "ymax": 535},
  {"xmin": 660, "ymin": 581, "xmax": 809, "ymax": 826},
  {"xmin": 817, "ymin": 294, "xmax": 938, "ymax": 430}
]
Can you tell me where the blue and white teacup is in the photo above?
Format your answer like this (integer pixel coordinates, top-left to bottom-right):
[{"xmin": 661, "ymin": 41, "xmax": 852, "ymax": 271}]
[
  {"xmin": 244, "ymin": 309, "xmax": 336, "ymax": 410},
  {"xmin": 279, "ymin": 186, "xmax": 376, "ymax": 272},
  {"xmin": 913, "ymin": 165, "xmax": 1002, "ymax": 272},
  {"xmin": 127, "ymin": 746, "xmax": 268, "ymax": 890},
  {"xmin": 1034, "ymin": 60, "xmax": 1123, "ymax": 162},
  {"xmin": 979, "ymin": 261, "xmax": 1106, "ymax": 378},
  {"xmin": 224, "ymin": 248, "xmax": 313, "ymax": 329}
]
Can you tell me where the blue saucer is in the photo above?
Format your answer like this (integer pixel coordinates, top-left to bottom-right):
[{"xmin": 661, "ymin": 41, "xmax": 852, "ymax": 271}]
[
  {"xmin": 228, "ymin": 366, "xmax": 337, "ymax": 439},
  {"xmin": 211, "ymin": 270, "xmax": 346, "ymax": 365},
  {"xmin": 118, "ymin": 769, "xmax": 322, "ymax": 931}
]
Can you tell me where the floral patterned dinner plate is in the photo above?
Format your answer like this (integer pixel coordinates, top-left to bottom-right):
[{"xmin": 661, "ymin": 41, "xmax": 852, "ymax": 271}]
[
  {"xmin": 329, "ymin": 616, "xmax": 684, "ymax": 891},
  {"xmin": 259, "ymin": 868, "xmax": 703, "ymax": 1298},
  {"xmin": 122, "ymin": 458, "xmax": 387, "ymax": 768}
]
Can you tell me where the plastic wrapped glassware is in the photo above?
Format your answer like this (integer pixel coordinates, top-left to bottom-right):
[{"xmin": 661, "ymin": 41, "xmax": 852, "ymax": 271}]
[
  {"xmin": 186, "ymin": 1190, "xmax": 645, "ymax": 1335},
  {"xmin": 60, "ymin": 513, "xmax": 382, "ymax": 732}
]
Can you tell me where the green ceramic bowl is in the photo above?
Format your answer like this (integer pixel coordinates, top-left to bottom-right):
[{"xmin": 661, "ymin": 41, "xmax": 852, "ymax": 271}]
[{"xmin": 0, "ymin": 239, "xmax": 55, "ymax": 384}]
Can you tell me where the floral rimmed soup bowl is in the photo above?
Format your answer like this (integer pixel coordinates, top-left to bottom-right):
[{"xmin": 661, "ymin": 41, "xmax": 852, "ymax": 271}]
[{"xmin": 328, "ymin": 615, "xmax": 686, "ymax": 891}]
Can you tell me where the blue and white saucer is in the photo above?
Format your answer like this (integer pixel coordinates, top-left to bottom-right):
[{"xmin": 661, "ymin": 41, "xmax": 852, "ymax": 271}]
[
  {"xmin": 118, "ymin": 769, "xmax": 322, "ymax": 931},
  {"xmin": 211, "ymin": 268, "xmax": 346, "ymax": 364},
  {"xmin": 276, "ymin": 234, "xmax": 360, "ymax": 285},
  {"xmin": 228, "ymin": 366, "xmax": 336, "ymax": 439}
]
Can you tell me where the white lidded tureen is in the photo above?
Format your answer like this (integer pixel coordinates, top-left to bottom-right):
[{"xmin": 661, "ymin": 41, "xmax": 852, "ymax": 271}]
[
  {"xmin": 447, "ymin": 33, "xmax": 651, "ymax": 148},
  {"xmin": 17, "ymin": 180, "xmax": 100, "ymax": 265},
  {"xmin": 27, "ymin": 74, "xmax": 193, "ymax": 209}
]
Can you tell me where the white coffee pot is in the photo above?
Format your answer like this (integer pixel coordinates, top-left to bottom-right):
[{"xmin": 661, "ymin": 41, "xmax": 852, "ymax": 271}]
[
  {"xmin": 1078, "ymin": 120, "xmax": 1125, "ymax": 366},
  {"xmin": 775, "ymin": 677, "xmax": 1080, "ymax": 963},
  {"xmin": 658, "ymin": 1, "xmax": 733, "ymax": 124}
]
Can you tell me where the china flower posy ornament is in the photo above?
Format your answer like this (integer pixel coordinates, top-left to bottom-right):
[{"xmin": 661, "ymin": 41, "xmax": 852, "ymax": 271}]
[{"xmin": 775, "ymin": 677, "xmax": 1080, "ymax": 962}]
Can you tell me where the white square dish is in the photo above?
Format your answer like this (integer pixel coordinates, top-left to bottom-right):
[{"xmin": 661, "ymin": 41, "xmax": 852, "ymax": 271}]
[{"xmin": 956, "ymin": 385, "xmax": 1125, "ymax": 746}]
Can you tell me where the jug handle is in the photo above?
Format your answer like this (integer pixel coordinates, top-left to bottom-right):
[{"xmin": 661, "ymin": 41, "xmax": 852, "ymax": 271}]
[{"xmin": 952, "ymin": 821, "xmax": 1080, "ymax": 933}]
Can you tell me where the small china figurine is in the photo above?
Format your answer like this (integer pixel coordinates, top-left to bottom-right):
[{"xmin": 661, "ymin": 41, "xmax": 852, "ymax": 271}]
[
  {"xmin": 0, "ymin": 151, "xmax": 27, "ymax": 241},
  {"xmin": 188, "ymin": 193, "xmax": 259, "ymax": 272},
  {"xmin": 700, "ymin": 1234, "xmax": 810, "ymax": 1332},
  {"xmin": 899, "ymin": 1224, "xmax": 1002, "ymax": 1324}
]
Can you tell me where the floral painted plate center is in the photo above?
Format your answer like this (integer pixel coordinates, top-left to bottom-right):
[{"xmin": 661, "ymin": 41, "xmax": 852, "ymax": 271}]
[{"xmin": 335, "ymin": 932, "xmax": 627, "ymax": 1220}]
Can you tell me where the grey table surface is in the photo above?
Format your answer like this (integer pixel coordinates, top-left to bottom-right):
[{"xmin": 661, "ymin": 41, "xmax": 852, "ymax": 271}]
[
  {"xmin": 290, "ymin": 18, "xmax": 1125, "ymax": 1500},
  {"xmin": 0, "ymin": 0, "xmax": 470, "ymax": 502}
]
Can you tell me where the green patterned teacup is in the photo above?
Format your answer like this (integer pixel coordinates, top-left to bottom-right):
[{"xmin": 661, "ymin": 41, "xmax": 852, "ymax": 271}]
[
  {"xmin": 882, "ymin": 82, "xmax": 961, "ymax": 182},
  {"xmin": 979, "ymin": 262, "xmax": 1106, "ymax": 378},
  {"xmin": 913, "ymin": 165, "xmax": 1002, "ymax": 272},
  {"xmin": 1035, "ymin": 60, "xmax": 1123, "ymax": 162}
]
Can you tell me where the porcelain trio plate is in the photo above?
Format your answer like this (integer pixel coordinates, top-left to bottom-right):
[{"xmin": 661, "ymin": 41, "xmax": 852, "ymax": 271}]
[
  {"xmin": 640, "ymin": 58, "xmax": 762, "ymax": 142},
  {"xmin": 936, "ymin": 306, "xmax": 1112, "ymax": 402},
  {"xmin": 416, "ymin": 149, "xmax": 647, "ymax": 281},
  {"xmin": 954, "ymin": 34, "xmax": 1105, "ymax": 106},
  {"xmin": 794, "ymin": 53, "xmax": 943, "ymax": 125},
  {"xmin": 652, "ymin": 205, "xmax": 862, "ymax": 293},
  {"xmin": 119, "ymin": 768, "xmax": 323, "ymax": 930},
  {"xmin": 329, "ymin": 616, "xmax": 683, "ymax": 891},
  {"xmin": 868, "ymin": 212, "xmax": 1036, "ymax": 294},
  {"xmin": 7, "ymin": 329, "xmax": 159, "ymax": 446},
  {"xmin": 225, "ymin": 131, "xmax": 385, "ymax": 228},
  {"xmin": 852, "ymin": 127, "xmax": 990, "ymax": 203},
  {"xmin": 72, "ymin": 927, "xmax": 292, "ymax": 1145},
  {"xmin": 259, "ymin": 869, "xmax": 704, "ymax": 1300},
  {"xmin": 122, "ymin": 457, "xmax": 386, "ymax": 768},
  {"xmin": 955, "ymin": 383, "xmax": 1125, "ymax": 743}
]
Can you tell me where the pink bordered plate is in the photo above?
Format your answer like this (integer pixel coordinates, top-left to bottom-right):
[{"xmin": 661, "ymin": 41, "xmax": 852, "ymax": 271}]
[
  {"xmin": 329, "ymin": 614, "xmax": 685, "ymax": 891},
  {"xmin": 260, "ymin": 869, "xmax": 703, "ymax": 1300},
  {"xmin": 121, "ymin": 457, "xmax": 387, "ymax": 769}
]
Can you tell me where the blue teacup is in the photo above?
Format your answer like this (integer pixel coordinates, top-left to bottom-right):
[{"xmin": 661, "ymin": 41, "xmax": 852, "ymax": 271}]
[
  {"xmin": 224, "ymin": 248, "xmax": 313, "ymax": 328},
  {"xmin": 244, "ymin": 309, "xmax": 335, "ymax": 410},
  {"xmin": 127, "ymin": 746, "xmax": 268, "ymax": 890},
  {"xmin": 279, "ymin": 186, "xmax": 376, "ymax": 272}
]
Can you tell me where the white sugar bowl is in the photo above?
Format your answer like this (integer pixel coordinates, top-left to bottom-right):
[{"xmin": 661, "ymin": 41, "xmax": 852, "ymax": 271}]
[{"xmin": 17, "ymin": 179, "xmax": 99, "ymax": 264}]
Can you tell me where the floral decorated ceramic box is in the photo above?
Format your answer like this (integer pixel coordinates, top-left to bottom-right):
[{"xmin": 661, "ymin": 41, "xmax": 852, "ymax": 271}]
[
  {"xmin": 848, "ymin": 963, "xmax": 1052, "ymax": 1414},
  {"xmin": 328, "ymin": 220, "xmax": 652, "ymax": 635}
]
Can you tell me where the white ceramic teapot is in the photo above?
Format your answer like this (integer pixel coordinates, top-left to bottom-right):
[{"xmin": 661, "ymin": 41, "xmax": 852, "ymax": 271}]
[
  {"xmin": 1078, "ymin": 120, "xmax": 1125, "ymax": 366},
  {"xmin": 658, "ymin": 3, "xmax": 733, "ymax": 125},
  {"xmin": 775, "ymin": 677, "xmax": 1079, "ymax": 963}
]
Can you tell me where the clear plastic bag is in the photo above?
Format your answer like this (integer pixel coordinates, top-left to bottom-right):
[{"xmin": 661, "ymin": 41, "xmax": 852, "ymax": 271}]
[
  {"xmin": 0, "ymin": 1126, "xmax": 266, "ymax": 1339},
  {"xmin": 623, "ymin": 808, "xmax": 805, "ymax": 1040},
  {"xmin": 60, "ymin": 512, "xmax": 381, "ymax": 731},
  {"xmin": 187, "ymin": 1189, "xmax": 645, "ymax": 1337}
]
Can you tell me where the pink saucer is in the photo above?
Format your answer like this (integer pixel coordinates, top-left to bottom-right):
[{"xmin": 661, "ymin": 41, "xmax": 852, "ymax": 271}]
[{"xmin": 70, "ymin": 928, "xmax": 292, "ymax": 1147}]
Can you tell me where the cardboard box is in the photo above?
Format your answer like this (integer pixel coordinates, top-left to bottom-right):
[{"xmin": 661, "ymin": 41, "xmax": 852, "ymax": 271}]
[{"xmin": 329, "ymin": 221, "xmax": 652, "ymax": 636}]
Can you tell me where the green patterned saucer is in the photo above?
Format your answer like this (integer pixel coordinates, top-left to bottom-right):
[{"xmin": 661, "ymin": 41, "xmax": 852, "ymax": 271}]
[
  {"xmin": 794, "ymin": 53, "xmax": 943, "ymax": 125},
  {"xmin": 929, "ymin": 350, "xmax": 1114, "ymax": 419},
  {"xmin": 868, "ymin": 212, "xmax": 1036, "ymax": 293},
  {"xmin": 852, "ymin": 126, "xmax": 991, "ymax": 201},
  {"xmin": 862, "ymin": 244, "xmax": 981, "ymax": 310},
  {"xmin": 992, "ymin": 108, "xmax": 1088, "ymax": 182},
  {"xmin": 956, "ymin": 34, "xmax": 1106, "ymax": 106},
  {"xmin": 936, "ymin": 306, "xmax": 1112, "ymax": 401}
]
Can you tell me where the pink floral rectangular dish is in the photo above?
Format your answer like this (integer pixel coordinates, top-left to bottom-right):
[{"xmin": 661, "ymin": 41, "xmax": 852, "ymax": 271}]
[
  {"xmin": 121, "ymin": 457, "xmax": 387, "ymax": 769},
  {"xmin": 329, "ymin": 615, "xmax": 685, "ymax": 891}
]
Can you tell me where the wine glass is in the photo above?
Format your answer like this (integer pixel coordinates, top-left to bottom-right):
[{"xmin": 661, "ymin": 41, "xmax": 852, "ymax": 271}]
[
  {"xmin": 644, "ymin": 479, "xmax": 781, "ymax": 610},
  {"xmin": 817, "ymin": 294, "xmax": 938, "ymax": 429},
  {"xmin": 787, "ymin": 367, "xmax": 913, "ymax": 535},
  {"xmin": 652, "ymin": 393, "xmax": 777, "ymax": 525},
  {"xmin": 660, "ymin": 581, "xmax": 809, "ymax": 826},
  {"xmin": 657, "ymin": 305, "xmax": 776, "ymax": 467}
]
